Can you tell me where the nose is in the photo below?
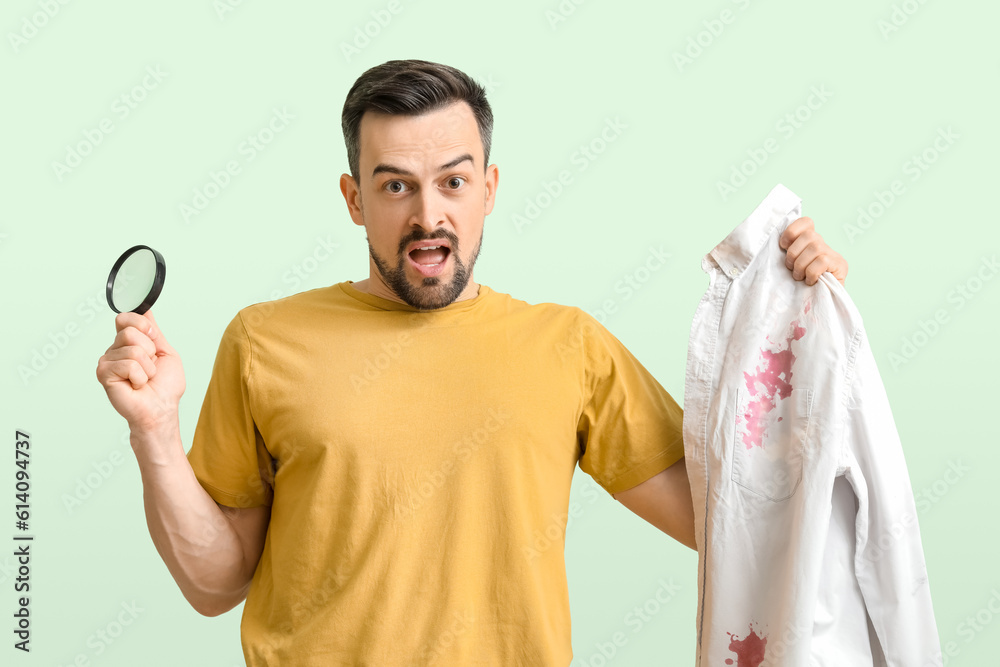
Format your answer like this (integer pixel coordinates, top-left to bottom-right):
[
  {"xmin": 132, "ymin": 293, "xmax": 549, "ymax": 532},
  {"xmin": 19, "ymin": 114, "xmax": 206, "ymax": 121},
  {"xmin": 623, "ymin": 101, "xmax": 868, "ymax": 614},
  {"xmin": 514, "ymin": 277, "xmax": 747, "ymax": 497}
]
[{"xmin": 409, "ymin": 186, "xmax": 447, "ymax": 237}]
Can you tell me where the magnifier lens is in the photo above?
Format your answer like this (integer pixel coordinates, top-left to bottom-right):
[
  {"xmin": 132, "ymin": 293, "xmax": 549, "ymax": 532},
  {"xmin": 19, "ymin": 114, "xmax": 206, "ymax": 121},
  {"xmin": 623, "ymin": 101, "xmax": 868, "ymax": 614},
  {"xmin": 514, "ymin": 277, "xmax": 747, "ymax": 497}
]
[
  {"xmin": 107, "ymin": 245, "xmax": 166, "ymax": 314},
  {"xmin": 112, "ymin": 249, "xmax": 157, "ymax": 312}
]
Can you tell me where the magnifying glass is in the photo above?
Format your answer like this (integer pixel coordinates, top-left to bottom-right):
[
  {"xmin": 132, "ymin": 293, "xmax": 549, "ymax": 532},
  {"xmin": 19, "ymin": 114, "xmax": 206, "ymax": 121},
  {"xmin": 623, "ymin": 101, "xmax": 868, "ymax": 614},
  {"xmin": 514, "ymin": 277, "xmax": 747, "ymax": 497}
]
[{"xmin": 106, "ymin": 245, "xmax": 166, "ymax": 314}]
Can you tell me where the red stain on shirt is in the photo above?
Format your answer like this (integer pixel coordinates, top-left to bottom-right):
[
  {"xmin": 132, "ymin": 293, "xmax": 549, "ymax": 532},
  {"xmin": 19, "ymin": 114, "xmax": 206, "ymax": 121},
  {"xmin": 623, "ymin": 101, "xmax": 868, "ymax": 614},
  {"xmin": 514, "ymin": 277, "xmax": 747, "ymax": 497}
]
[
  {"xmin": 724, "ymin": 625, "xmax": 768, "ymax": 666},
  {"xmin": 740, "ymin": 319, "xmax": 806, "ymax": 450}
]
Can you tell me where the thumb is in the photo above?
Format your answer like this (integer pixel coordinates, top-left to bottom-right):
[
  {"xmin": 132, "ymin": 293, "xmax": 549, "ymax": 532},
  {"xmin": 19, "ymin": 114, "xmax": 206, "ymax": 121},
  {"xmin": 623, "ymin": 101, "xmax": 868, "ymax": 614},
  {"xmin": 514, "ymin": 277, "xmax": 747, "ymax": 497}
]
[{"xmin": 142, "ymin": 309, "xmax": 176, "ymax": 356}]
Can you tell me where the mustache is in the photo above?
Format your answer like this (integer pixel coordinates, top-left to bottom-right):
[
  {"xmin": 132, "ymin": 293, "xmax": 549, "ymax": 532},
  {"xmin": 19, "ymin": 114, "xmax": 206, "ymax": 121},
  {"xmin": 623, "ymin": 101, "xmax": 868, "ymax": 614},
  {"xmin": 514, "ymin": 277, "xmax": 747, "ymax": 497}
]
[{"xmin": 397, "ymin": 230, "xmax": 458, "ymax": 256}]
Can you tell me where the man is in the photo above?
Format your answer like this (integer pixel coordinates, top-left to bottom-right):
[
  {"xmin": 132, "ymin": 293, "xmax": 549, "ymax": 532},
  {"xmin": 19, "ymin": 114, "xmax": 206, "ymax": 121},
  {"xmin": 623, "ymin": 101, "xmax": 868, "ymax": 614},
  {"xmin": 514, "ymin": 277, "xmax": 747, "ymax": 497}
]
[{"xmin": 96, "ymin": 60, "xmax": 847, "ymax": 665}]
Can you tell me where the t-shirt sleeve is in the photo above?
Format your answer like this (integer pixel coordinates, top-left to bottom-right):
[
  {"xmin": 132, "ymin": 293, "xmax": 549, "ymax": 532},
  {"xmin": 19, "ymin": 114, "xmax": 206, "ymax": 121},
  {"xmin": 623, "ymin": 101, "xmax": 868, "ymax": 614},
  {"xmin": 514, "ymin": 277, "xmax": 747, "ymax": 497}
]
[
  {"xmin": 186, "ymin": 310, "xmax": 275, "ymax": 508},
  {"xmin": 575, "ymin": 311, "xmax": 684, "ymax": 496}
]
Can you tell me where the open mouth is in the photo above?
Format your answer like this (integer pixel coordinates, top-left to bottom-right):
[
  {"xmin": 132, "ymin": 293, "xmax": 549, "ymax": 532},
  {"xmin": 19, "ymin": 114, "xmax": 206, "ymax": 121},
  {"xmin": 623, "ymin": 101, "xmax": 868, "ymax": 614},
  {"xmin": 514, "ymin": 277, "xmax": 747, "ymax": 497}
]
[
  {"xmin": 407, "ymin": 245, "xmax": 451, "ymax": 277},
  {"xmin": 408, "ymin": 245, "xmax": 450, "ymax": 266}
]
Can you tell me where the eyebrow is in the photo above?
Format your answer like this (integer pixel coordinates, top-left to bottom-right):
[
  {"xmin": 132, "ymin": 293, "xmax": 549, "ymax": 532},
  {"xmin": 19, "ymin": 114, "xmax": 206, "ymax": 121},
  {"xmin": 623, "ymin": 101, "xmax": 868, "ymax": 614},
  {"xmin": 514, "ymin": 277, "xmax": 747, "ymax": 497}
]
[{"xmin": 371, "ymin": 153, "xmax": 474, "ymax": 179}]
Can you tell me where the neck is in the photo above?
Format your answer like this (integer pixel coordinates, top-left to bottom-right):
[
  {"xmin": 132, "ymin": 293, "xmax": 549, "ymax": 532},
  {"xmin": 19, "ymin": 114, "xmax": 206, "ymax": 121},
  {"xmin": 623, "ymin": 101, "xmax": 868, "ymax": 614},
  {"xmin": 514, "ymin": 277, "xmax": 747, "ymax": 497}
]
[{"xmin": 351, "ymin": 276, "xmax": 481, "ymax": 305}]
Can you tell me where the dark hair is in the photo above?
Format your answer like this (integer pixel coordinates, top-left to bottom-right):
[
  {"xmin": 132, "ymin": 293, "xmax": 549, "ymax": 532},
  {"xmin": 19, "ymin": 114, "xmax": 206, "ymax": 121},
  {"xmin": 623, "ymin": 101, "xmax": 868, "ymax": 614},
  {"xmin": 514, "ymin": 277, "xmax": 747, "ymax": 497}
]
[{"xmin": 341, "ymin": 59, "xmax": 494, "ymax": 183}]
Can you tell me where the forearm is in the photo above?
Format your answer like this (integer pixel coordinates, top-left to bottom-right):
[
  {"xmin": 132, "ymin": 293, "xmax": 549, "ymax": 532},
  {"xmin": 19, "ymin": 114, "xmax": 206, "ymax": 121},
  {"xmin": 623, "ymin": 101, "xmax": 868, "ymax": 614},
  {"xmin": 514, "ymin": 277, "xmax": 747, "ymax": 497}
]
[
  {"xmin": 613, "ymin": 457, "xmax": 697, "ymax": 550},
  {"xmin": 130, "ymin": 420, "xmax": 252, "ymax": 615}
]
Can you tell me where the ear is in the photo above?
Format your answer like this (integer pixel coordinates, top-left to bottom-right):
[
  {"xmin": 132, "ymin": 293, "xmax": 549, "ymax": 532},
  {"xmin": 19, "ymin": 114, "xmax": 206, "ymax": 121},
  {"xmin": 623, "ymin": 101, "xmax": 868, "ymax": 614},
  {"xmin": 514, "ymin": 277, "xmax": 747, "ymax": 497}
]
[
  {"xmin": 483, "ymin": 163, "xmax": 499, "ymax": 216},
  {"xmin": 339, "ymin": 173, "xmax": 365, "ymax": 227}
]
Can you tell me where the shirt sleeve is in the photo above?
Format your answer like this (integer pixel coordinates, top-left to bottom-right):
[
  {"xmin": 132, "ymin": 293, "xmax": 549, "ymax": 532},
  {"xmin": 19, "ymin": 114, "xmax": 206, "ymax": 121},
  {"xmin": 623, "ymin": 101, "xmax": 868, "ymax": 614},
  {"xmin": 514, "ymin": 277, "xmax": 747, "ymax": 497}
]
[
  {"xmin": 574, "ymin": 310, "xmax": 685, "ymax": 496},
  {"xmin": 840, "ymin": 326, "xmax": 941, "ymax": 663},
  {"xmin": 186, "ymin": 310, "xmax": 275, "ymax": 508}
]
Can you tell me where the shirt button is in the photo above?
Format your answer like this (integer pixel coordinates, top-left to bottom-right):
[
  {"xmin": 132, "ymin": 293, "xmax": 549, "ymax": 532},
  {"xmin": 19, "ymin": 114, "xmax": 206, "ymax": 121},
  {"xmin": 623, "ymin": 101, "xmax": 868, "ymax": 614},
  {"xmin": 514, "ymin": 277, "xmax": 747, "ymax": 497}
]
[{"xmin": 730, "ymin": 267, "xmax": 739, "ymax": 276}]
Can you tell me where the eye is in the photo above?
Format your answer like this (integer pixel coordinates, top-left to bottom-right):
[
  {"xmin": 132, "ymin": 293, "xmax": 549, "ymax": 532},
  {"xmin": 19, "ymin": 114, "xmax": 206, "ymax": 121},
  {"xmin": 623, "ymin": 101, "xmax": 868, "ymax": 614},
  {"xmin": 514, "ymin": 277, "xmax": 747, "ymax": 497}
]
[
  {"xmin": 385, "ymin": 180, "xmax": 409, "ymax": 194},
  {"xmin": 446, "ymin": 176, "xmax": 466, "ymax": 189}
]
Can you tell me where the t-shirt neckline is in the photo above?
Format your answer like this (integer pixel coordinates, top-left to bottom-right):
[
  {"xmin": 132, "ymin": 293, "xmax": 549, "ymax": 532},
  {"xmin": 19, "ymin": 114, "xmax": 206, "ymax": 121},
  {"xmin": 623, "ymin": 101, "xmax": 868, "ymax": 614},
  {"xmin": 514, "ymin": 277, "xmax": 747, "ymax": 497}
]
[{"xmin": 338, "ymin": 281, "xmax": 492, "ymax": 313}]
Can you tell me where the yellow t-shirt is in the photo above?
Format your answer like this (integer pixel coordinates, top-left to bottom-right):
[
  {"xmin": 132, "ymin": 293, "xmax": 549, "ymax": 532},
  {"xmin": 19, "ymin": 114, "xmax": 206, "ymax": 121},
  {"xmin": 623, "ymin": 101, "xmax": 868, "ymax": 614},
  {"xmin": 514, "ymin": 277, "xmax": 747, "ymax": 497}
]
[{"xmin": 186, "ymin": 280, "xmax": 684, "ymax": 666}]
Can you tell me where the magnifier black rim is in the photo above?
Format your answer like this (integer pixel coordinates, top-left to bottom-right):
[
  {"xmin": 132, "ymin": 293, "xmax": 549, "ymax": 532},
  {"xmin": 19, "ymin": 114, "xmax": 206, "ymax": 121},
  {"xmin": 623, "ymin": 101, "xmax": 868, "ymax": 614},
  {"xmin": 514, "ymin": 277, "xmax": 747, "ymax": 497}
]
[{"xmin": 106, "ymin": 245, "xmax": 166, "ymax": 315}]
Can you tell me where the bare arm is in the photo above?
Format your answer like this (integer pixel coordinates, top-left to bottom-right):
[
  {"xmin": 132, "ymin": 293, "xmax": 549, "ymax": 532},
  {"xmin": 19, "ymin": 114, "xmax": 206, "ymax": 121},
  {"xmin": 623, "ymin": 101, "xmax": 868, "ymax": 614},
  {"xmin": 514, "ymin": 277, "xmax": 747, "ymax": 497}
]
[
  {"xmin": 612, "ymin": 457, "xmax": 696, "ymax": 550},
  {"xmin": 97, "ymin": 310, "xmax": 270, "ymax": 616},
  {"xmin": 131, "ymin": 422, "xmax": 270, "ymax": 616}
]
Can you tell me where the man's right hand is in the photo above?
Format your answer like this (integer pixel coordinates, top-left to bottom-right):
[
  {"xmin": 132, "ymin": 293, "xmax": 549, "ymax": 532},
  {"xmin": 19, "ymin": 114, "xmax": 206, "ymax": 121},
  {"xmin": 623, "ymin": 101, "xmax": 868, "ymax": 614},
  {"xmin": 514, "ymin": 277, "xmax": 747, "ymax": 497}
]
[
  {"xmin": 95, "ymin": 309, "xmax": 264, "ymax": 615},
  {"xmin": 96, "ymin": 309, "xmax": 186, "ymax": 434}
]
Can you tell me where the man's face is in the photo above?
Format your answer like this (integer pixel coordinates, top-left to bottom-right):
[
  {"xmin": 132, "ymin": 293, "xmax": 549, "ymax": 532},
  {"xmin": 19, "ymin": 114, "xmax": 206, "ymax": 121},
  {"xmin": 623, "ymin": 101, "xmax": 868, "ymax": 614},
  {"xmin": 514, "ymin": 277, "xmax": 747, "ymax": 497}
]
[{"xmin": 340, "ymin": 101, "xmax": 498, "ymax": 310}]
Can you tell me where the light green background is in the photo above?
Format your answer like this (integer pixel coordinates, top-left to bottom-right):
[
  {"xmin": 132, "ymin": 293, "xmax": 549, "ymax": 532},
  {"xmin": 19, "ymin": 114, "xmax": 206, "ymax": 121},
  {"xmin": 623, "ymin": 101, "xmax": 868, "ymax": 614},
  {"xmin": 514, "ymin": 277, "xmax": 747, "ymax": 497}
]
[{"xmin": 1, "ymin": 0, "xmax": 997, "ymax": 665}]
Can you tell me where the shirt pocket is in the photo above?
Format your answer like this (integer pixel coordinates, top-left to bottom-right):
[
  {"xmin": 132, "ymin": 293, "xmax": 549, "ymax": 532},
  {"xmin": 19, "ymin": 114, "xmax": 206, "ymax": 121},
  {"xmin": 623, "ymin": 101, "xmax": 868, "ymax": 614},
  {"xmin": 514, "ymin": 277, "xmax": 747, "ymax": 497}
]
[{"xmin": 731, "ymin": 384, "xmax": 813, "ymax": 501}]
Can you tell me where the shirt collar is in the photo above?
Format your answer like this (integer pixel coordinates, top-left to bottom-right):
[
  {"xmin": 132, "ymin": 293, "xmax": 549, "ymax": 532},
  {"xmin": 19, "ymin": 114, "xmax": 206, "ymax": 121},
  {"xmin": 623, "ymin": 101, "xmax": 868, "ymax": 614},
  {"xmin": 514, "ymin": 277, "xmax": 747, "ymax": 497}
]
[
  {"xmin": 703, "ymin": 183, "xmax": 803, "ymax": 280},
  {"xmin": 338, "ymin": 281, "xmax": 492, "ymax": 313}
]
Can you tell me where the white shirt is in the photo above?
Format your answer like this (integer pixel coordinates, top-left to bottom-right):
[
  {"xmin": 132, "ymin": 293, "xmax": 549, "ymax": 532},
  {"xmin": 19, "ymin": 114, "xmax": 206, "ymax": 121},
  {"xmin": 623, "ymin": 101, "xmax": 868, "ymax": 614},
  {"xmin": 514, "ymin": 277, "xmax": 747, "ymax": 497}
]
[{"xmin": 682, "ymin": 183, "xmax": 941, "ymax": 666}]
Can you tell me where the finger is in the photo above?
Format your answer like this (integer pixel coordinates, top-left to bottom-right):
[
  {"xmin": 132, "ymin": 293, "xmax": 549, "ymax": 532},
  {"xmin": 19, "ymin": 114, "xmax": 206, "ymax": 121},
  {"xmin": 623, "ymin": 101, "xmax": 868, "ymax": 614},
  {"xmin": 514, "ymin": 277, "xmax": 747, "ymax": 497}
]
[
  {"xmin": 784, "ymin": 231, "xmax": 820, "ymax": 270},
  {"xmin": 115, "ymin": 312, "xmax": 157, "ymax": 342},
  {"xmin": 112, "ymin": 325, "xmax": 157, "ymax": 359},
  {"xmin": 779, "ymin": 217, "xmax": 813, "ymax": 250},
  {"xmin": 792, "ymin": 245, "xmax": 823, "ymax": 282},
  {"xmin": 142, "ymin": 309, "xmax": 177, "ymax": 356},
  {"xmin": 101, "ymin": 356, "xmax": 152, "ymax": 390},
  {"xmin": 803, "ymin": 259, "xmax": 828, "ymax": 286},
  {"xmin": 101, "ymin": 346, "xmax": 158, "ymax": 380},
  {"xmin": 829, "ymin": 255, "xmax": 848, "ymax": 284}
]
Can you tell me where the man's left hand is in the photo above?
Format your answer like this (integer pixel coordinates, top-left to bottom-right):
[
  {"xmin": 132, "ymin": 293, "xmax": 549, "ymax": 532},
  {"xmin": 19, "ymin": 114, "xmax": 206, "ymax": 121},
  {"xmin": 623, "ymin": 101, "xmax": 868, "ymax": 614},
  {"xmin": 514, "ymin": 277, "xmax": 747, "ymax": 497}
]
[{"xmin": 778, "ymin": 217, "xmax": 848, "ymax": 287}]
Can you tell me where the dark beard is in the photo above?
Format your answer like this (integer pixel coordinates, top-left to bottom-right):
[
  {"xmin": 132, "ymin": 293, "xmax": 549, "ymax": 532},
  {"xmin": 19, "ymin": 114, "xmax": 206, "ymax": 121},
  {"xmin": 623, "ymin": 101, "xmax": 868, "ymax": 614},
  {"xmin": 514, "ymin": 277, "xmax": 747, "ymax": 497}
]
[{"xmin": 367, "ymin": 228, "xmax": 483, "ymax": 310}]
